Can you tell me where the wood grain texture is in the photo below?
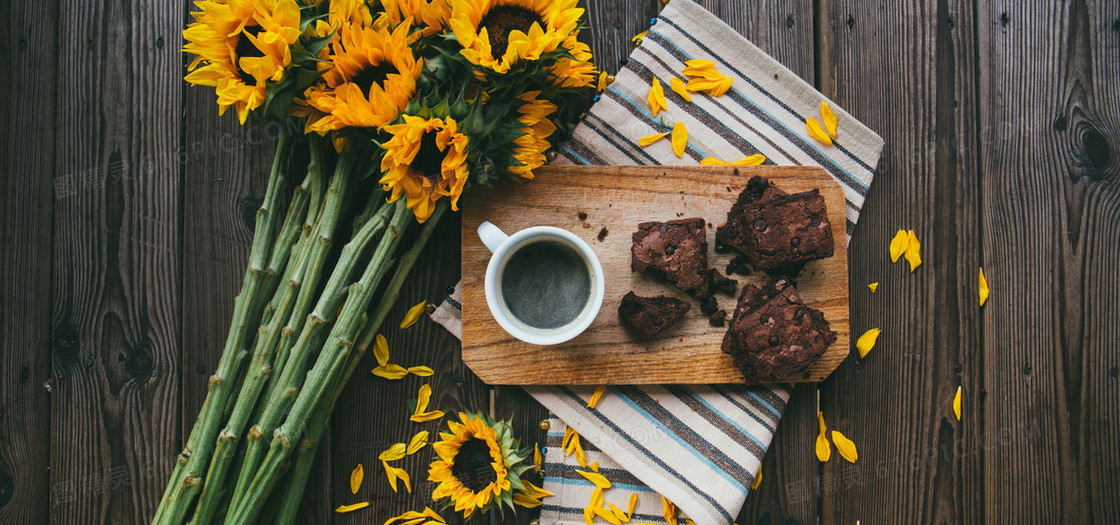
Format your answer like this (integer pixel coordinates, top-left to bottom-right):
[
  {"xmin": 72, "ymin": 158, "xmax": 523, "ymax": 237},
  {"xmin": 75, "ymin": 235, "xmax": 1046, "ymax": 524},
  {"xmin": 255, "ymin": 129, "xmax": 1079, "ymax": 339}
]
[
  {"xmin": 0, "ymin": 0, "xmax": 57, "ymax": 521},
  {"xmin": 48, "ymin": 0, "xmax": 184, "ymax": 522},
  {"xmin": 818, "ymin": 0, "xmax": 983, "ymax": 523},
  {"xmin": 461, "ymin": 165, "xmax": 850, "ymax": 385},
  {"xmin": 976, "ymin": 0, "xmax": 1120, "ymax": 522}
]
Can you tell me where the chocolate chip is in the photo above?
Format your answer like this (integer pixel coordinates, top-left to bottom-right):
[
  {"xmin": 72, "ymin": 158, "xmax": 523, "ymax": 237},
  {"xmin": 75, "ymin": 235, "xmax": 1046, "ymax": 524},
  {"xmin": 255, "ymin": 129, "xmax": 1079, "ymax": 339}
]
[
  {"xmin": 753, "ymin": 219, "xmax": 767, "ymax": 231},
  {"xmin": 664, "ymin": 244, "xmax": 676, "ymax": 255},
  {"xmin": 809, "ymin": 214, "xmax": 821, "ymax": 226},
  {"xmin": 659, "ymin": 223, "xmax": 669, "ymax": 232},
  {"xmin": 759, "ymin": 314, "xmax": 771, "ymax": 324},
  {"xmin": 793, "ymin": 308, "xmax": 806, "ymax": 324},
  {"xmin": 790, "ymin": 237, "xmax": 801, "ymax": 248},
  {"xmin": 768, "ymin": 335, "xmax": 780, "ymax": 346}
]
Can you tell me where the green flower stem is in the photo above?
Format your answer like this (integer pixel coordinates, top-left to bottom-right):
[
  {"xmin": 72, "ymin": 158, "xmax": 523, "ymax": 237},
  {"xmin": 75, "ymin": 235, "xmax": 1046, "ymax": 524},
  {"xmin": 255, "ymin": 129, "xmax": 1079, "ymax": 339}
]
[
  {"xmin": 273, "ymin": 201, "xmax": 448, "ymax": 525},
  {"xmin": 188, "ymin": 170, "xmax": 315, "ymax": 525},
  {"xmin": 154, "ymin": 126, "xmax": 293, "ymax": 525},
  {"xmin": 227, "ymin": 149, "xmax": 361, "ymax": 511},
  {"xmin": 228, "ymin": 200, "xmax": 412, "ymax": 525}
]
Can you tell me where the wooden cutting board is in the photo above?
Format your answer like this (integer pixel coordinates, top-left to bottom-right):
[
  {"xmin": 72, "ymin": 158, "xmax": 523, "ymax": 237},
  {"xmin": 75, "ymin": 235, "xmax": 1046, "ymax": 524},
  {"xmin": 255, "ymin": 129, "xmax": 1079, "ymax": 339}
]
[{"xmin": 460, "ymin": 165, "xmax": 849, "ymax": 385}]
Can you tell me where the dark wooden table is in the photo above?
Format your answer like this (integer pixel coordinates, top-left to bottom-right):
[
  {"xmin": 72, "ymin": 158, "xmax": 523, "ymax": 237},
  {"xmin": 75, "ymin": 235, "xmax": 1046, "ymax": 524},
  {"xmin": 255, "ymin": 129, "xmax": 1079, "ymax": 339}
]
[{"xmin": 3, "ymin": 0, "xmax": 1118, "ymax": 523}]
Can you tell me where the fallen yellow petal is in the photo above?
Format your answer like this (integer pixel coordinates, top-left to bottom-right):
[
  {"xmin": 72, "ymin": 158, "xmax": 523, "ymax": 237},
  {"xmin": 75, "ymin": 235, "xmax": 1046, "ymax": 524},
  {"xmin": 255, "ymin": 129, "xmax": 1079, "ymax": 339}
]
[
  {"xmin": 831, "ymin": 430, "xmax": 858, "ymax": 463},
  {"xmin": 806, "ymin": 117, "xmax": 833, "ymax": 146},
  {"xmin": 384, "ymin": 508, "xmax": 445, "ymax": 525},
  {"xmin": 639, "ymin": 132, "xmax": 668, "ymax": 147},
  {"xmin": 671, "ymin": 121, "xmax": 687, "ymax": 158},
  {"xmin": 410, "ymin": 410, "xmax": 445, "ymax": 423},
  {"xmin": 684, "ymin": 59, "xmax": 716, "ymax": 69},
  {"xmin": 335, "ymin": 502, "xmax": 369, "ymax": 513},
  {"xmin": 979, "ymin": 268, "xmax": 989, "ymax": 306},
  {"xmin": 534, "ymin": 443, "xmax": 542, "ymax": 472},
  {"xmin": 905, "ymin": 230, "xmax": 922, "ymax": 271},
  {"xmin": 520, "ymin": 480, "xmax": 553, "ymax": 499},
  {"xmin": 868, "ymin": 282, "xmax": 879, "ymax": 293},
  {"xmin": 587, "ymin": 385, "xmax": 606, "ymax": 409},
  {"xmin": 350, "ymin": 463, "xmax": 364, "ymax": 494},
  {"xmin": 371, "ymin": 364, "xmax": 408, "ymax": 380},
  {"xmin": 856, "ymin": 328, "xmax": 881, "ymax": 359},
  {"xmin": 627, "ymin": 492, "xmax": 638, "ymax": 518},
  {"xmin": 589, "ymin": 487, "xmax": 604, "ymax": 508},
  {"xmin": 595, "ymin": 506, "xmax": 623, "ymax": 525},
  {"xmin": 407, "ymin": 430, "xmax": 429, "ymax": 455},
  {"xmin": 648, "ymin": 77, "xmax": 667, "ymax": 117},
  {"xmin": 889, "ymin": 229, "xmax": 910, "ymax": 262},
  {"xmin": 597, "ymin": 71, "xmax": 608, "ymax": 91},
  {"xmin": 513, "ymin": 490, "xmax": 544, "ymax": 508},
  {"xmin": 407, "ymin": 365, "xmax": 434, "ymax": 377},
  {"xmin": 576, "ymin": 469, "xmax": 612, "ymax": 489},
  {"xmin": 670, "ymin": 77, "xmax": 692, "ymax": 101},
  {"xmin": 816, "ymin": 411, "xmax": 831, "ymax": 462},
  {"xmin": 589, "ymin": 461, "xmax": 600, "ymax": 473},
  {"xmin": 662, "ymin": 496, "xmax": 678, "ymax": 525},
  {"xmin": 685, "ymin": 77, "xmax": 724, "ymax": 91},
  {"xmin": 374, "ymin": 334, "xmax": 389, "ymax": 367},
  {"xmin": 400, "ymin": 300, "xmax": 427, "ymax": 329},
  {"xmin": 564, "ymin": 428, "xmax": 578, "ymax": 456},
  {"xmin": 414, "ymin": 384, "xmax": 432, "ymax": 414},
  {"xmin": 631, "ymin": 29, "xmax": 648, "ymax": 45},
  {"xmin": 751, "ymin": 464, "xmax": 762, "ymax": 490},
  {"xmin": 574, "ymin": 436, "xmax": 587, "ymax": 467},
  {"xmin": 731, "ymin": 154, "xmax": 766, "ymax": 166},
  {"xmin": 379, "ymin": 443, "xmax": 406, "ymax": 462},
  {"xmin": 608, "ymin": 502, "xmax": 629, "ymax": 522},
  {"xmin": 820, "ymin": 101, "xmax": 838, "ymax": 138},
  {"xmin": 584, "ymin": 505, "xmax": 595, "ymax": 525},
  {"xmin": 954, "ymin": 386, "xmax": 962, "ymax": 421},
  {"xmin": 710, "ymin": 76, "xmax": 734, "ymax": 97}
]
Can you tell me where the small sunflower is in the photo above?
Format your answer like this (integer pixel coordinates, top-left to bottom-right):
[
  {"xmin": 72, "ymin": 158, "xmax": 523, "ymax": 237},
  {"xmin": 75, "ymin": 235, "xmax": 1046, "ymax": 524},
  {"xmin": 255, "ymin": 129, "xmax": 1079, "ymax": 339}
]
[
  {"xmin": 428, "ymin": 412, "xmax": 531, "ymax": 518},
  {"xmin": 304, "ymin": 20, "xmax": 422, "ymax": 134},
  {"xmin": 508, "ymin": 91, "xmax": 557, "ymax": 180},
  {"xmin": 379, "ymin": 115, "xmax": 470, "ymax": 222},
  {"xmin": 448, "ymin": 0, "xmax": 583, "ymax": 74},
  {"xmin": 183, "ymin": 0, "xmax": 303, "ymax": 123}
]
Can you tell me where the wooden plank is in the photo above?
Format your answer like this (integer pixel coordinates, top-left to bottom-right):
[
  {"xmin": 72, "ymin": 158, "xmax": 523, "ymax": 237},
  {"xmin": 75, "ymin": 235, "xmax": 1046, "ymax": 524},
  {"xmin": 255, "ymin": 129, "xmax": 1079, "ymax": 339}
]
[
  {"xmin": 48, "ymin": 0, "xmax": 184, "ymax": 522},
  {"xmin": 817, "ymin": 0, "xmax": 982, "ymax": 523},
  {"xmin": 0, "ymin": 0, "xmax": 57, "ymax": 522},
  {"xmin": 975, "ymin": 1, "xmax": 1120, "ymax": 521},
  {"xmin": 461, "ymin": 165, "xmax": 850, "ymax": 385},
  {"xmin": 329, "ymin": 216, "xmax": 492, "ymax": 525}
]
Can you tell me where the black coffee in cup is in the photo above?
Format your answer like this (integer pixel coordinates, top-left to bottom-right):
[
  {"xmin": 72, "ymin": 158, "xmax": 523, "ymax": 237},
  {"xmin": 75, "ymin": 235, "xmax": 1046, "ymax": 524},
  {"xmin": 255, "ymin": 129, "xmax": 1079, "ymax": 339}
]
[{"xmin": 500, "ymin": 239, "xmax": 592, "ymax": 329}]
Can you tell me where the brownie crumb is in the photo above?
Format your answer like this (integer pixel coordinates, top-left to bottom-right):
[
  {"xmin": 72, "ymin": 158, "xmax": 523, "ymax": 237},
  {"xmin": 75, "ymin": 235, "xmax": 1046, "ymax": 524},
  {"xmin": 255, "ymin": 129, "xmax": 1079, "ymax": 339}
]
[
  {"xmin": 725, "ymin": 254, "xmax": 753, "ymax": 276},
  {"xmin": 700, "ymin": 295, "xmax": 719, "ymax": 316},
  {"xmin": 618, "ymin": 292, "xmax": 691, "ymax": 339},
  {"xmin": 578, "ymin": 211, "xmax": 588, "ymax": 221},
  {"xmin": 708, "ymin": 310, "xmax": 727, "ymax": 327},
  {"xmin": 583, "ymin": 222, "xmax": 592, "ymax": 229},
  {"xmin": 597, "ymin": 227, "xmax": 609, "ymax": 242}
]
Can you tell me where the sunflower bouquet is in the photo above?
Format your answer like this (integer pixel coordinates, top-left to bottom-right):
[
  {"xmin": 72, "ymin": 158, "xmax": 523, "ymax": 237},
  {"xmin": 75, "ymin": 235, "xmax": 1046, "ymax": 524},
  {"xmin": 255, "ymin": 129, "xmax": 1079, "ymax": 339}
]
[{"xmin": 154, "ymin": 0, "xmax": 595, "ymax": 523}]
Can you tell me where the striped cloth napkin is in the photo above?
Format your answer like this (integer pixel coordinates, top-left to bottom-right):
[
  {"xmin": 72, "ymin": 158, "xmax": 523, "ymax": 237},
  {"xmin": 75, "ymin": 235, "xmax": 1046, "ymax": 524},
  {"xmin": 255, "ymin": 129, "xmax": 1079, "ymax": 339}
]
[{"xmin": 429, "ymin": 1, "xmax": 883, "ymax": 523}]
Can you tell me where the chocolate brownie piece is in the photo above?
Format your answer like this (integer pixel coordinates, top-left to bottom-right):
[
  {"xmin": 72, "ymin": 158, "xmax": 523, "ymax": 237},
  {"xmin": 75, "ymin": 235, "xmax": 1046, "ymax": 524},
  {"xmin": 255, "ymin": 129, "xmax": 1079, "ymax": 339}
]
[
  {"xmin": 618, "ymin": 291, "xmax": 691, "ymax": 339},
  {"xmin": 631, "ymin": 218, "xmax": 711, "ymax": 296},
  {"xmin": 717, "ymin": 176, "xmax": 835, "ymax": 272},
  {"xmin": 721, "ymin": 276, "xmax": 836, "ymax": 383}
]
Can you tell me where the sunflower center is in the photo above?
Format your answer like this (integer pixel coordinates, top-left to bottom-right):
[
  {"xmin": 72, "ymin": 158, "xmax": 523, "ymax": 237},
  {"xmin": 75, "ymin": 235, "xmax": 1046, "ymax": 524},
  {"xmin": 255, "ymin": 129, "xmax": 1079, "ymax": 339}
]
[
  {"xmin": 410, "ymin": 130, "xmax": 448, "ymax": 180},
  {"xmin": 351, "ymin": 61, "xmax": 399, "ymax": 97},
  {"xmin": 234, "ymin": 24, "xmax": 265, "ymax": 85},
  {"xmin": 479, "ymin": 5, "xmax": 544, "ymax": 58},
  {"xmin": 451, "ymin": 437, "xmax": 498, "ymax": 492}
]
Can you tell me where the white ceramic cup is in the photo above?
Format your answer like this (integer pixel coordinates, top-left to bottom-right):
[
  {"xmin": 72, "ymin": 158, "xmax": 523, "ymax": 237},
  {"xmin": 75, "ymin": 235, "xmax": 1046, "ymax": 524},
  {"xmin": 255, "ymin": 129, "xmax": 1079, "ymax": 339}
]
[{"xmin": 478, "ymin": 221, "xmax": 605, "ymax": 345}]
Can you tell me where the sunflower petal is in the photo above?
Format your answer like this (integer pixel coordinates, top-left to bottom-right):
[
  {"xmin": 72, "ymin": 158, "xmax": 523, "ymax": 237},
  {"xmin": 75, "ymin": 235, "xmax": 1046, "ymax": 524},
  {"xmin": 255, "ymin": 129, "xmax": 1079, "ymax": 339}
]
[
  {"xmin": 335, "ymin": 502, "xmax": 369, "ymax": 513},
  {"xmin": 816, "ymin": 411, "xmax": 831, "ymax": 462},
  {"xmin": 868, "ymin": 282, "xmax": 879, "ymax": 292},
  {"xmin": 831, "ymin": 430, "xmax": 858, "ymax": 463},
  {"xmin": 751, "ymin": 464, "xmax": 763, "ymax": 490},
  {"xmin": 671, "ymin": 121, "xmax": 687, "ymax": 158},
  {"xmin": 534, "ymin": 443, "xmax": 542, "ymax": 472},
  {"xmin": 576, "ymin": 469, "xmax": 611, "ymax": 489},
  {"xmin": 954, "ymin": 386, "xmax": 962, "ymax": 420},
  {"xmin": 700, "ymin": 157, "xmax": 730, "ymax": 165},
  {"xmin": 806, "ymin": 117, "xmax": 833, "ymax": 146},
  {"xmin": 639, "ymin": 132, "xmax": 668, "ymax": 147},
  {"xmin": 856, "ymin": 328, "xmax": 881, "ymax": 359},
  {"xmin": 587, "ymin": 385, "xmax": 606, "ymax": 409},
  {"xmin": 372, "ymin": 364, "xmax": 409, "ymax": 379},
  {"xmin": 407, "ymin": 365, "xmax": 435, "ymax": 377},
  {"xmin": 406, "ymin": 431, "xmax": 429, "ymax": 455},
  {"xmin": 820, "ymin": 101, "xmax": 838, "ymax": 137},
  {"xmin": 889, "ymin": 229, "xmax": 910, "ymax": 262},
  {"xmin": 607, "ymin": 502, "xmax": 629, "ymax": 522},
  {"xmin": 731, "ymin": 154, "xmax": 766, "ymax": 166},
  {"xmin": 669, "ymin": 77, "xmax": 692, "ymax": 101},
  {"xmin": 662, "ymin": 496, "xmax": 678, "ymax": 525},
  {"xmin": 979, "ymin": 268, "xmax": 989, "ymax": 306},
  {"xmin": 513, "ymin": 491, "xmax": 544, "ymax": 508},
  {"xmin": 400, "ymin": 300, "xmax": 427, "ymax": 328},
  {"xmin": 627, "ymin": 492, "xmax": 637, "ymax": 518},
  {"xmin": 374, "ymin": 334, "xmax": 389, "ymax": 366},
  {"xmin": 648, "ymin": 77, "xmax": 667, "ymax": 117},
  {"xmin": 410, "ymin": 410, "xmax": 445, "ymax": 423},
  {"xmin": 415, "ymin": 384, "xmax": 432, "ymax": 414},
  {"xmin": 905, "ymin": 230, "xmax": 922, "ymax": 271},
  {"xmin": 350, "ymin": 463, "xmax": 364, "ymax": 494},
  {"xmin": 574, "ymin": 436, "xmax": 587, "ymax": 468},
  {"xmin": 379, "ymin": 443, "xmax": 406, "ymax": 462}
]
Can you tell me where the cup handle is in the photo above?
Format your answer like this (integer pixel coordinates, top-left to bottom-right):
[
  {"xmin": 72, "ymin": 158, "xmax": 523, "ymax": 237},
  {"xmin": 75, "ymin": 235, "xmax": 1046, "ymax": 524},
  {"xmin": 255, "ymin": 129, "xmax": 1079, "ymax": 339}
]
[{"xmin": 477, "ymin": 221, "xmax": 509, "ymax": 253}]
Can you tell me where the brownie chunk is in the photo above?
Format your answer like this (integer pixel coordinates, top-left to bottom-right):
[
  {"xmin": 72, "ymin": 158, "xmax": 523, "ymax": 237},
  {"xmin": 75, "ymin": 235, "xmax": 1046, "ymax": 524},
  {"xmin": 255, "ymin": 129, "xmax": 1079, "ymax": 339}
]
[
  {"xmin": 721, "ymin": 276, "xmax": 836, "ymax": 383},
  {"xmin": 716, "ymin": 176, "xmax": 835, "ymax": 272},
  {"xmin": 618, "ymin": 292, "xmax": 691, "ymax": 339},
  {"xmin": 631, "ymin": 218, "xmax": 711, "ymax": 296}
]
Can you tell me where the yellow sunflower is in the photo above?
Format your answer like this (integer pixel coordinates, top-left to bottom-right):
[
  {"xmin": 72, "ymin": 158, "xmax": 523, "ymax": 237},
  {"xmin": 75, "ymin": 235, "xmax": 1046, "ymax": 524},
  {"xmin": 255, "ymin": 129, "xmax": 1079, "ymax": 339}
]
[
  {"xmin": 428, "ymin": 412, "xmax": 529, "ymax": 518},
  {"xmin": 508, "ymin": 91, "xmax": 557, "ymax": 180},
  {"xmin": 382, "ymin": 0, "xmax": 453, "ymax": 37},
  {"xmin": 379, "ymin": 115, "xmax": 470, "ymax": 222},
  {"xmin": 183, "ymin": 0, "xmax": 303, "ymax": 123},
  {"xmin": 548, "ymin": 34, "xmax": 597, "ymax": 88},
  {"xmin": 303, "ymin": 20, "xmax": 422, "ymax": 134},
  {"xmin": 448, "ymin": 0, "xmax": 583, "ymax": 74}
]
